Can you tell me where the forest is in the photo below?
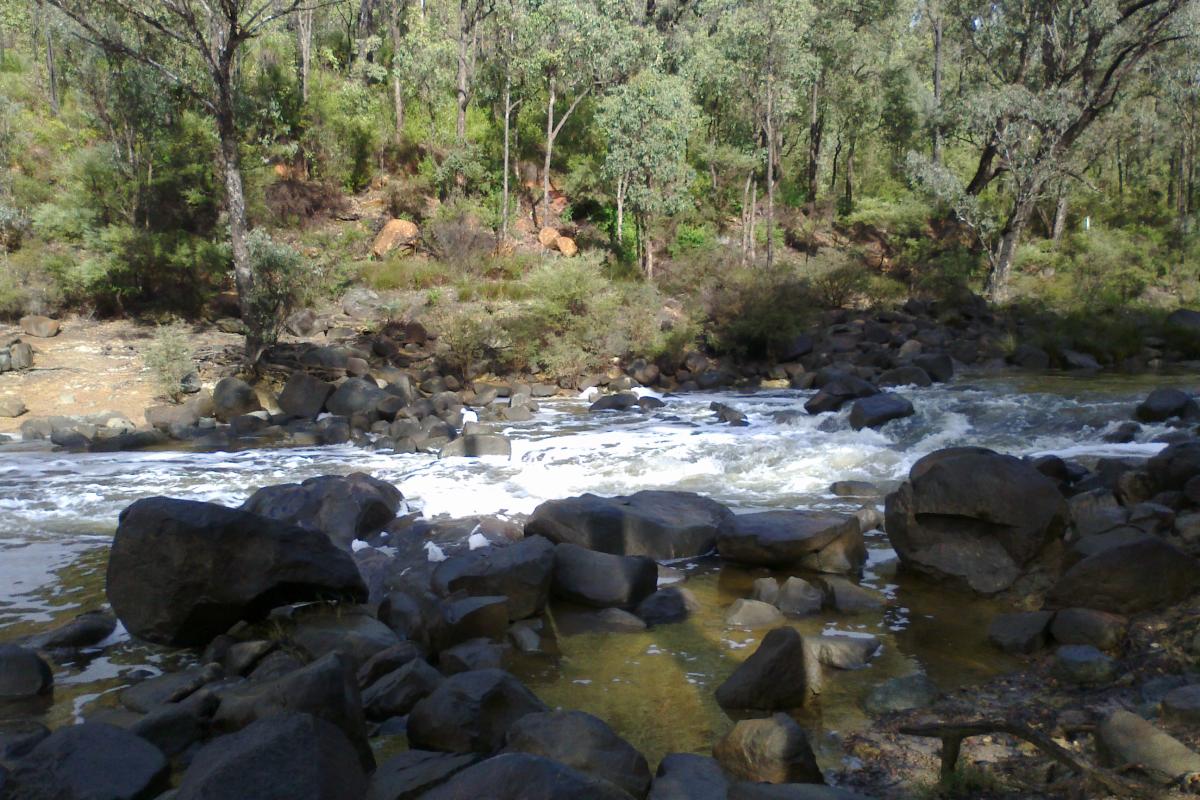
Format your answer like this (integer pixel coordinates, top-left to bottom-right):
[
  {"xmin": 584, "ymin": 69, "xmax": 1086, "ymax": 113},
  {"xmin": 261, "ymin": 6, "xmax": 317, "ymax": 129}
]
[{"xmin": 0, "ymin": 0, "xmax": 1198, "ymax": 372}]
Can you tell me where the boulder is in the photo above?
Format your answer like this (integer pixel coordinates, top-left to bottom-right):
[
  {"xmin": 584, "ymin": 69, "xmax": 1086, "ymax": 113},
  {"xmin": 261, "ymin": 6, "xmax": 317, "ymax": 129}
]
[
  {"xmin": 439, "ymin": 434, "xmax": 512, "ymax": 459},
  {"xmin": 177, "ymin": 713, "xmax": 366, "ymax": 800},
  {"xmin": 1051, "ymin": 644, "xmax": 1118, "ymax": 685},
  {"xmin": 130, "ymin": 703, "xmax": 207, "ymax": 758},
  {"xmin": 1047, "ymin": 537, "xmax": 1199, "ymax": 614},
  {"xmin": 883, "ymin": 448, "xmax": 1068, "ymax": 594},
  {"xmin": 712, "ymin": 714, "xmax": 822, "ymax": 785},
  {"xmin": 1097, "ymin": 710, "xmax": 1200, "ymax": 785},
  {"xmin": 537, "ymin": 227, "xmax": 560, "ymax": 248},
  {"xmin": 212, "ymin": 377, "xmax": 261, "ymax": 422},
  {"xmin": 407, "ymin": 669, "xmax": 548, "ymax": 754},
  {"xmin": 362, "ymin": 658, "xmax": 443, "ymax": 720},
  {"xmin": 240, "ymin": 472, "xmax": 402, "ymax": 551},
  {"xmin": 288, "ymin": 606, "xmax": 402, "ymax": 666},
  {"xmin": 805, "ymin": 634, "xmax": 879, "ymax": 670},
  {"xmin": 107, "ymin": 497, "xmax": 366, "ymax": 645},
  {"xmin": 1049, "ymin": 608, "xmax": 1126, "ymax": 650},
  {"xmin": 503, "ymin": 710, "xmax": 651, "ymax": 798},
  {"xmin": 438, "ymin": 638, "xmax": 505, "ymax": 675},
  {"xmin": 551, "ymin": 543, "xmax": 658, "ymax": 609},
  {"xmin": 2, "ymin": 722, "xmax": 168, "ymax": 800},
  {"xmin": 987, "ymin": 611, "xmax": 1053, "ymax": 654},
  {"xmin": 367, "ymin": 750, "xmax": 480, "ymax": 800},
  {"xmin": 326, "ymin": 378, "xmax": 387, "ymax": 417},
  {"xmin": 554, "ymin": 236, "xmax": 578, "ymax": 257},
  {"xmin": 0, "ymin": 396, "xmax": 26, "ymax": 417},
  {"xmin": 776, "ymin": 577, "xmax": 823, "ymax": 617},
  {"xmin": 724, "ymin": 599, "xmax": 783, "ymax": 628},
  {"xmin": 277, "ymin": 373, "xmax": 336, "ymax": 419},
  {"xmin": 0, "ymin": 719, "xmax": 50, "ymax": 761},
  {"xmin": 1148, "ymin": 441, "xmax": 1200, "ymax": 491},
  {"xmin": 421, "ymin": 753, "xmax": 635, "ymax": 800},
  {"xmin": 1135, "ymin": 388, "xmax": 1199, "ymax": 423},
  {"xmin": 0, "ymin": 644, "xmax": 53, "ymax": 699},
  {"xmin": 432, "ymin": 536, "xmax": 555, "ymax": 620},
  {"xmin": 19, "ymin": 315, "xmax": 59, "ymax": 338},
  {"xmin": 589, "ymin": 393, "xmax": 641, "ymax": 412},
  {"xmin": 912, "ymin": 353, "xmax": 953, "ymax": 382},
  {"xmin": 434, "ymin": 595, "xmax": 510, "ymax": 651},
  {"xmin": 877, "ymin": 366, "xmax": 931, "ymax": 388},
  {"xmin": 1009, "ymin": 344, "xmax": 1050, "ymax": 370},
  {"xmin": 634, "ymin": 587, "xmax": 699, "ymax": 626},
  {"xmin": 716, "ymin": 511, "xmax": 860, "ymax": 568},
  {"xmin": 752, "ymin": 578, "xmax": 780, "ymax": 606},
  {"xmin": 727, "ymin": 784, "xmax": 873, "ymax": 799},
  {"xmin": 9, "ymin": 341, "xmax": 32, "ymax": 370},
  {"xmin": 804, "ymin": 375, "xmax": 878, "ymax": 415},
  {"xmin": 372, "ymin": 218, "xmax": 420, "ymax": 258},
  {"xmin": 816, "ymin": 576, "xmax": 883, "ymax": 613},
  {"xmin": 848, "ymin": 394, "xmax": 914, "ymax": 430},
  {"xmin": 527, "ymin": 491, "xmax": 733, "ymax": 560},
  {"xmin": 358, "ymin": 642, "xmax": 424, "ymax": 688},
  {"xmin": 648, "ymin": 754, "xmax": 729, "ymax": 800},
  {"xmin": 715, "ymin": 627, "xmax": 814, "ymax": 710}
]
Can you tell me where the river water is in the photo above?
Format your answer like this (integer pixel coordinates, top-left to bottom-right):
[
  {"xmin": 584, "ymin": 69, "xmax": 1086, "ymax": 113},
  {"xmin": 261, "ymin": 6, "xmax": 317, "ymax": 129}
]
[{"xmin": 0, "ymin": 372, "xmax": 1190, "ymax": 765}]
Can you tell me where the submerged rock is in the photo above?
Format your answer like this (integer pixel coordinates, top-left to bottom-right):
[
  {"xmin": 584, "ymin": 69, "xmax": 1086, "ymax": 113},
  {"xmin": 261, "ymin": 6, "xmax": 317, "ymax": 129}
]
[
  {"xmin": 848, "ymin": 393, "xmax": 914, "ymax": 430},
  {"xmin": 863, "ymin": 673, "xmax": 938, "ymax": 714},
  {"xmin": 648, "ymin": 754, "xmax": 729, "ymax": 800}
]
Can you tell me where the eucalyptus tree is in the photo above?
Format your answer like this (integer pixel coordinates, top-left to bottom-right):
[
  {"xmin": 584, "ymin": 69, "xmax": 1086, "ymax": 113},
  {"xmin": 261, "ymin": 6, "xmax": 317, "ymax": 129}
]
[{"xmin": 44, "ymin": 0, "xmax": 319, "ymax": 357}]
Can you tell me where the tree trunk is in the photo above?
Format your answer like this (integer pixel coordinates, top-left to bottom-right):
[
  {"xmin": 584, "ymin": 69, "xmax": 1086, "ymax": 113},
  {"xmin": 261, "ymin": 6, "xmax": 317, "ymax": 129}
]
[
  {"xmin": 740, "ymin": 170, "xmax": 753, "ymax": 263},
  {"xmin": 985, "ymin": 193, "xmax": 1034, "ymax": 304},
  {"xmin": 806, "ymin": 76, "xmax": 824, "ymax": 207},
  {"xmin": 1051, "ymin": 187, "xmax": 1068, "ymax": 244},
  {"xmin": 747, "ymin": 180, "xmax": 758, "ymax": 262},
  {"xmin": 844, "ymin": 139, "xmax": 855, "ymax": 213},
  {"xmin": 501, "ymin": 79, "xmax": 513, "ymax": 243},
  {"xmin": 46, "ymin": 29, "xmax": 59, "ymax": 116},
  {"xmin": 542, "ymin": 77, "xmax": 555, "ymax": 228},
  {"xmin": 616, "ymin": 175, "xmax": 625, "ymax": 244},
  {"xmin": 455, "ymin": 0, "xmax": 470, "ymax": 145},
  {"xmin": 297, "ymin": 7, "xmax": 314, "ymax": 102},
  {"xmin": 765, "ymin": 73, "xmax": 776, "ymax": 269},
  {"xmin": 216, "ymin": 100, "xmax": 259, "ymax": 359},
  {"xmin": 931, "ymin": 6, "xmax": 943, "ymax": 165}
]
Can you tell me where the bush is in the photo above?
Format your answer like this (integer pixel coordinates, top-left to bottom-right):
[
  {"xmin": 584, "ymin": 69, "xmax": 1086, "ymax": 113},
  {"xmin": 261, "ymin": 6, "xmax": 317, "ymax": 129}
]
[
  {"xmin": 704, "ymin": 263, "xmax": 819, "ymax": 360},
  {"xmin": 143, "ymin": 323, "xmax": 195, "ymax": 401},
  {"xmin": 245, "ymin": 230, "xmax": 307, "ymax": 346},
  {"xmin": 809, "ymin": 259, "xmax": 870, "ymax": 308},
  {"xmin": 361, "ymin": 255, "xmax": 446, "ymax": 291},
  {"xmin": 0, "ymin": 205, "xmax": 30, "ymax": 252},
  {"xmin": 263, "ymin": 179, "xmax": 349, "ymax": 227},
  {"xmin": 424, "ymin": 200, "xmax": 494, "ymax": 274}
]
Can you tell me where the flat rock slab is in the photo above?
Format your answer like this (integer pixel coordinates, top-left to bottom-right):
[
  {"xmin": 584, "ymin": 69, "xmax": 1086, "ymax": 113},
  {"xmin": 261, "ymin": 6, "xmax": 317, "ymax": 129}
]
[{"xmin": 717, "ymin": 510, "xmax": 860, "ymax": 567}]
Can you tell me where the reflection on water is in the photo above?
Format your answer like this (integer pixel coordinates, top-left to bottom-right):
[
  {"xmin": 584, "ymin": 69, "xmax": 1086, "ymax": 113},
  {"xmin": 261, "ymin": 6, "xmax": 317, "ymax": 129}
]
[{"xmin": 0, "ymin": 373, "xmax": 1187, "ymax": 760}]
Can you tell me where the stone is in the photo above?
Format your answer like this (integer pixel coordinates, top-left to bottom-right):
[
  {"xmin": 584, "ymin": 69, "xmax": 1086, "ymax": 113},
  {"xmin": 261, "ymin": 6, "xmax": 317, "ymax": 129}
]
[
  {"xmin": 502, "ymin": 710, "xmax": 651, "ymax": 798},
  {"xmin": 277, "ymin": 373, "xmax": 335, "ymax": 419},
  {"xmin": 358, "ymin": 642, "xmax": 424, "ymax": 688},
  {"xmin": 1097, "ymin": 709, "xmax": 1200, "ymax": 785},
  {"xmin": 432, "ymin": 536, "xmax": 555, "ymax": 621},
  {"xmin": 717, "ymin": 511, "xmax": 861, "ymax": 567},
  {"xmin": 9, "ymin": 342, "xmax": 32, "ymax": 370},
  {"xmin": 804, "ymin": 374, "xmax": 878, "ymax": 414},
  {"xmin": 554, "ymin": 236, "xmax": 578, "ymax": 257},
  {"xmin": 727, "ymin": 784, "xmax": 873, "ymax": 799},
  {"xmin": 725, "ymin": 598, "xmax": 783, "ymax": 628},
  {"xmin": 120, "ymin": 666, "xmax": 215, "ymax": 713},
  {"xmin": 1148, "ymin": 441, "xmax": 1200, "ymax": 491},
  {"xmin": 130, "ymin": 703, "xmax": 206, "ymax": 758},
  {"xmin": 589, "ymin": 392, "xmax": 641, "ymax": 412},
  {"xmin": 805, "ymin": 634, "xmax": 879, "ymax": 670},
  {"xmin": 635, "ymin": 587, "xmax": 699, "ymax": 626},
  {"xmin": 551, "ymin": 543, "xmax": 658, "ymax": 609},
  {"xmin": 864, "ymin": 673, "xmax": 938, "ymax": 714},
  {"xmin": 211, "ymin": 377, "xmax": 261, "ymax": 422},
  {"xmin": 800, "ymin": 528, "xmax": 868, "ymax": 575},
  {"xmin": 421, "ymin": 753, "xmax": 634, "ymax": 800},
  {"xmin": 1048, "ymin": 608, "xmax": 1126, "ymax": 650},
  {"xmin": 0, "ymin": 719, "xmax": 50, "ymax": 761},
  {"xmin": 715, "ymin": 627, "xmax": 813, "ymax": 710},
  {"xmin": 240, "ymin": 472, "xmax": 402, "ymax": 551},
  {"xmin": 107, "ymin": 497, "xmax": 366, "ymax": 646},
  {"xmin": 752, "ymin": 578, "xmax": 780, "ymax": 605},
  {"xmin": 1161, "ymin": 684, "xmax": 1200, "ymax": 724},
  {"xmin": 435, "ymin": 595, "xmax": 510, "ymax": 651},
  {"xmin": 2, "ymin": 722, "xmax": 168, "ymax": 800},
  {"xmin": 1052, "ymin": 644, "xmax": 1118, "ymax": 685},
  {"xmin": 777, "ymin": 577, "xmax": 823, "ymax": 617},
  {"xmin": 1009, "ymin": 344, "xmax": 1051, "ymax": 370},
  {"xmin": 407, "ymin": 669, "xmax": 548, "ymax": 754},
  {"xmin": 1166, "ymin": 308, "xmax": 1200, "ymax": 334},
  {"xmin": 987, "ymin": 611, "xmax": 1054, "ymax": 654},
  {"xmin": 1061, "ymin": 349, "xmax": 1101, "ymax": 370},
  {"xmin": 177, "ymin": 713, "xmax": 366, "ymax": 800},
  {"xmin": 439, "ymin": 434, "xmax": 512, "ymax": 459},
  {"xmin": 829, "ymin": 481, "xmax": 884, "ymax": 498},
  {"xmin": 527, "ymin": 491, "xmax": 733, "ymax": 560},
  {"xmin": 1047, "ymin": 537, "xmax": 1199, "ymax": 614},
  {"xmin": 648, "ymin": 754, "xmax": 729, "ymax": 800},
  {"xmin": 438, "ymin": 639, "xmax": 505, "ymax": 675},
  {"xmin": 366, "ymin": 750, "xmax": 480, "ymax": 800},
  {"xmin": 326, "ymin": 378, "xmax": 387, "ymax": 418},
  {"xmin": 884, "ymin": 448, "xmax": 1068, "ymax": 594},
  {"xmin": 537, "ymin": 227, "xmax": 560, "ymax": 248},
  {"xmin": 1136, "ymin": 388, "xmax": 1199, "ymax": 423},
  {"xmin": 848, "ymin": 393, "xmax": 914, "ymax": 430},
  {"xmin": 877, "ymin": 366, "xmax": 932, "ymax": 388},
  {"xmin": 19, "ymin": 315, "xmax": 59, "ymax": 338},
  {"xmin": 0, "ymin": 396, "xmax": 26, "ymax": 417},
  {"xmin": 288, "ymin": 606, "xmax": 401, "ymax": 667},
  {"xmin": 712, "ymin": 713, "xmax": 822, "ymax": 785},
  {"xmin": 0, "ymin": 644, "xmax": 53, "ymax": 698},
  {"xmin": 362, "ymin": 658, "xmax": 443, "ymax": 721},
  {"xmin": 816, "ymin": 577, "xmax": 883, "ymax": 613},
  {"xmin": 372, "ymin": 219, "xmax": 420, "ymax": 258},
  {"xmin": 912, "ymin": 353, "xmax": 953, "ymax": 382}
]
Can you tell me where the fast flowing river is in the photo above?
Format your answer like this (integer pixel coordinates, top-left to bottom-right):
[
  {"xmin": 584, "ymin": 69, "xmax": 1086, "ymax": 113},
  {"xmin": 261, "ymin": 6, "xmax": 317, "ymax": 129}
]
[{"xmin": 0, "ymin": 372, "xmax": 1190, "ymax": 765}]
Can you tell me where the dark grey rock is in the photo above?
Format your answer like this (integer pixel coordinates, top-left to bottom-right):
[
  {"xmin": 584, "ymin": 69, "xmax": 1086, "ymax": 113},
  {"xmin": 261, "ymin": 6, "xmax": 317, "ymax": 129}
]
[
  {"xmin": 212, "ymin": 377, "xmax": 261, "ymax": 422},
  {"xmin": 551, "ymin": 544, "xmax": 657, "ymax": 610},
  {"xmin": 431, "ymin": 536, "xmax": 555, "ymax": 620},
  {"xmin": 503, "ymin": 710, "xmax": 651, "ymax": 798},
  {"xmin": 0, "ymin": 645, "xmax": 52, "ymax": 699},
  {"xmin": 278, "ymin": 373, "xmax": 335, "ymax": 419},
  {"xmin": 1052, "ymin": 645, "xmax": 1118, "ymax": 685},
  {"xmin": 634, "ymin": 587, "xmax": 699, "ymax": 626},
  {"xmin": 712, "ymin": 713, "xmax": 822, "ymax": 784},
  {"xmin": 439, "ymin": 435, "xmax": 512, "ymax": 459},
  {"xmin": 362, "ymin": 658, "xmax": 443, "ymax": 721},
  {"xmin": 848, "ymin": 394, "xmax": 914, "ymax": 430},
  {"xmin": 863, "ymin": 673, "xmax": 938, "ymax": 714},
  {"xmin": 648, "ymin": 753, "xmax": 728, "ymax": 800},
  {"xmin": 724, "ymin": 599, "xmax": 783, "ymax": 628},
  {"xmin": 406, "ymin": 669, "xmax": 548, "ymax": 754},
  {"xmin": 240, "ymin": 472, "xmax": 402, "ymax": 551},
  {"xmin": 987, "ymin": 611, "xmax": 1054, "ymax": 654},
  {"xmin": 717, "ymin": 510, "xmax": 860, "ymax": 567},
  {"xmin": 2, "ymin": 722, "xmax": 168, "ymax": 800},
  {"xmin": 1047, "ymin": 537, "xmax": 1199, "ymax": 614},
  {"xmin": 715, "ymin": 627, "xmax": 814, "ymax": 710},
  {"xmin": 366, "ymin": 750, "xmax": 480, "ymax": 800},
  {"xmin": 420, "ymin": 753, "xmax": 634, "ymax": 800}
]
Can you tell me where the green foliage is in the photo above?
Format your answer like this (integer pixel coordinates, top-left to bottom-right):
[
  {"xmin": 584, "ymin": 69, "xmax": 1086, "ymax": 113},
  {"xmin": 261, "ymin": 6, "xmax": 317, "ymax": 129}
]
[
  {"xmin": 143, "ymin": 323, "xmax": 195, "ymax": 401},
  {"xmin": 361, "ymin": 256, "xmax": 446, "ymax": 292},
  {"xmin": 244, "ymin": 230, "xmax": 306, "ymax": 347},
  {"xmin": 702, "ymin": 260, "xmax": 819, "ymax": 360}
]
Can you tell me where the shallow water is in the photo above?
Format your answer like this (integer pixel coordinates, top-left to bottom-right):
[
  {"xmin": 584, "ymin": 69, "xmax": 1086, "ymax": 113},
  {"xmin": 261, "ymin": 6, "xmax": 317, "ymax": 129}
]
[{"xmin": 0, "ymin": 372, "xmax": 1191, "ymax": 763}]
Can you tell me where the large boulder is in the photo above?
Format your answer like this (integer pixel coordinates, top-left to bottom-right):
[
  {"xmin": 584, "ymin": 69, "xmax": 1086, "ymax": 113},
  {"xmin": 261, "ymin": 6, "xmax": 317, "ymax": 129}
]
[
  {"xmin": 326, "ymin": 378, "xmax": 387, "ymax": 418},
  {"xmin": 526, "ymin": 491, "xmax": 733, "ymax": 560},
  {"xmin": 848, "ymin": 393, "xmax": 914, "ymax": 430},
  {"xmin": 212, "ymin": 376, "xmax": 261, "ymax": 422},
  {"xmin": 2, "ymin": 722, "xmax": 169, "ymax": 800},
  {"xmin": 1135, "ymin": 388, "xmax": 1199, "ymax": 423},
  {"xmin": 503, "ymin": 710, "xmax": 651, "ymax": 799},
  {"xmin": 421, "ymin": 753, "xmax": 635, "ymax": 800},
  {"xmin": 0, "ymin": 645, "xmax": 53, "ymax": 699},
  {"xmin": 240, "ymin": 473, "xmax": 403, "ymax": 551},
  {"xmin": 361, "ymin": 658, "xmax": 443, "ymax": 721},
  {"xmin": 432, "ymin": 536, "xmax": 555, "ymax": 620},
  {"xmin": 1147, "ymin": 441, "xmax": 1200, "ymax": 491},
  {"xmin": 648, "ymin": 754, "xmax": 729, "ymax": 800},
  {"xmin": 19, "ymin": 315, "xmax": 60, "ymax": 338},
  {"xmin": 367, "ymin": 750, "xmax": 480, "ymax": 800},
  {"xmin": 406, "ymin": 669, "xmax": 549, "ymax": 754},
  {"xmin": 715, "ymin": 627, "xmax": 815, "ymax": 710},
  {"xmin": 176, "ymin": 713, "xmax": 367, "ymax": 800},
  {"xmin": 551, "ymin": 543, "xmax": 658, "ymax": 609},
  {"xmin": 712, "ymin": 714, "xmax": 822, "ymax": 785},
  {"xmin": 1046, "ymin": 537, "xmax": 1199, "ymax": 614},
  {"xmin": 804, "ymin": 374, "xmax": 878, "ymax": 415},
  {"xmin": 277, "ymin": 373, "xmax": 336, "ymax": 419},
  {"xmin": 716, "ymin": 511, "xmax": 861, "ymax": 569},
  {"xmin": 883, "ymin": 448, "xmax": 1068, "ymax": 594},
  {"xmin": 439, "ymin": 435, "xmax": 512, "ymax": 459},
  {"xmin": 107, "ymin": 497, "xmax": 366, "ymax": 646},
  {"xmin": 1097, "ymin": 710, "xmax": 1200, "ymax": 785},
  {"xmin": 372, "ymin": 218, "xmax": 420, "ymax": 258}
]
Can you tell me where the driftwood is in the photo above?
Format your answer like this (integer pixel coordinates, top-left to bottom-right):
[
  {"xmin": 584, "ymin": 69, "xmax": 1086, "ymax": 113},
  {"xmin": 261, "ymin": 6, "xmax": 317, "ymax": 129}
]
[{"xmin": 899, "ymin": 719, "xmax": 1160, "ymax": 799}]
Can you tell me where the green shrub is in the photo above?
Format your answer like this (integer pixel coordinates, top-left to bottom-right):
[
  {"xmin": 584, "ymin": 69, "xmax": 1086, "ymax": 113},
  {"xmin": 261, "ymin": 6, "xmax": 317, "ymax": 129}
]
[
  {"xmin": 143, "ymin": 323, "xmax": 195, "ymax": 401},
  {"xmin": 424, "ymin": 199, "xmax": 494, "ymax": 274},
  {"xmin": 704, "ymin": 263, "xmax": 818, "ymax": 360},
  {"xmin": 361, "ymin": 256, "xmax": 446, "ymax": 291},
  {"xmin": 245, "ymin": 230, "xmax": 306, "ymax": 346}
]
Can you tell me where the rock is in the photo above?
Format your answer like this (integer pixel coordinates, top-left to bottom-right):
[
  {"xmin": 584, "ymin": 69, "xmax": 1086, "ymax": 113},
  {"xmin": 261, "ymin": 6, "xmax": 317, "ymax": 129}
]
[
  {"xmin": 120, "ymin": 666, "xmax": 215, "ymax": 713},
  {"xmin": 634, "ymin": 587, "xmax": 699, "ymax": 626},
  {"xmin": 407, "ymin": 669, "xmax": 548, "ymax": 754},
  {"xmin": 884, "ymin": 448, "xmax": 1068, "ymax": 594},
  {"xmin": 367, "ymin": 750, "xmax": 480, "ymax": 800},
  {"xmin": 987, "ymin": 611, "xmax": 1054, "ymax": 654},
  {"xmin": 1048, "ymin": 608, "xmax": 1126, "ymax": 650},
  {"xmin": 804, "ymin": 374, "xmax": 878, "ymax": 414},
  {"xmin": 3, "ymin": 722, "xmax": 168, "ymax": 800},
  {"xmin": 717, "ymin": 510, "xmax": 860, "ymax": 567},
  {"xmin": 177, "ymin": 713, "xmax": 366, "ymax": 800},
  {"xmin": 527, "ymin": 491, "xmax": 733, "ymax": 560},
  {"xmin": 9, "ymin": 341, "xmax": 32, "ymax": 370},
  {"xmin": 829, "ymin": 481, "xmax": 883, "ymax": 498},
  {"xmin": 589, "ymin": 392, "xmax": 641, "ymax": 412},
  {"xmin": 805, "ymin": 634, "xmax": 879, "ymax": 670},
  {"xmin": 439, "ymin": 434, "xmax": 512, "ymax": 459},
  {"xmin": 1136, "ymin": 388, "xmax": 1199, "ymax": 422},
  {"xmin": 25, "ymin": 610, "xmax": 115, "ymax": 650},
  {"xmin": 130, "ymin": 703, "xmax": 206, "ymax": 758},
  {"xmin": 1052, "ymin": 644, "xmax": 1118, "ymax": 685},
  {"xmin": 551, "ymin": 543, "xmax": 658, "ymax": 609},
  {"xmin": 278, "ymin": 373, "xmax": 335, "ymax": 419},
  {"xmin": 777, "ymin": 577, "xmax": 823, "ymax": 617},
  {"xmin": 502, "ymin": 710, "xmax": 651, "ymax": 798},
  {"xmin": 1161, "ymin": 684, "xmax": 1200, "ymax": 724},
  {"xmin": 816, "ymin": 576, "xmax": 883, "ymax": 613},
  {"xmin": 555, "ymin": 607, "xmax": 648, "ymax": 635},
  {"xmin": 712, "ymin": 713, "xmax": 822, "ymax": 785},
  {"xmin": 0, "ymin": 644, "xmax": 53, "ymax": 698},
  {"xmin": 19, "ymin": 315, "xmax": 59, "ymax": 338},
  {"xmin": 1047, "ymin": 536, "xmax": 1199, "ymax": 614},
  {"xmin": 752, "ymin": 577, "xmax": 780, "ymax": 605},
  {"xmin": 212, "ymin": 376, "xmax": 261, "ymax": 422},
  {"xmin": 326, "ymin": 378, "xmax": 386, "ymax": 417},
  {"xmin": 288, "ymin": 606, "xmax": 401, "ymax": 666},
  {"xmin": 648, "ymin": 754, "xmax": 729, "ymax": 800},
  {"xmin": 438, "ymin": 638, "xmax": 505, "ymax": 675},
  {"xmin": 715, "ymin": 627, "xmax": 813, "ymax": 710},
  {"xmin": 0, "ymin": 396, "xmax": 26, "ymax": 417},
  {"xmin": 240, "ymin": 472, "xmax": 402, "ymax": 551},
  {"xmin": 435, "ymin": 596, "xmax": 510, "ymax": 651},
  {"xmin": 1009, "ymin": 344, "xmax": 1051, "ymax": 369},
  {"xmin": 362, "ymin": 658, "xmax": 443, "ymax": 721},
  {"xmin": 877, "ymin": 366, "xmax": 931, "ymax": 388},
  {"xmin": 0, "ymin": 719, "xmax": 49, "ymax": 761},
  {"xmin": 864, "ymin": 673, "xmax": 938, "ymax": 714},
  {"xmin": 421, "ymin": 753, "xmax": 635, "ymax": 800},
  {"xmin": 554, "ymin": 236, "xmax": 578, "ymax": 257},
  {"xmin": 432, "ymin": 536, "xmax": 555, "ymax": 620},
  {"xmin": 372, "ymin": 218, "xmax": 420, "ymax": 258},
  {"xmin": 1061, "ymin": 349, "xmax": 1101, "ymax": 370},
  {"xmin": 725, "ymin": 598, "xmax": 783, "ymax": 628},
  {"xmin": 1148, "ymin": 441, "xmax": 1200, "ymax": 490},
  {"xmin": 711, "ymin": 402, "xmax": 749, "ymax": 426},
  {"xmin": 358, "ymin": 642, "xmax": 424, "ymax": 688},
  {"xmin": 912, "ymin": 353, "xmax": 953, "ymax": 382},
  {"xmin": 107, "ymin": 497, "xmax": 366, "ymax": 645},
  {"xmin": 537, "ymin": 227, "xmax": 560, "ymax": 249},
  {"xmin": 848, "ymin": 394, "xmax": 914, "ymax": 430},
  {"xmin": 1097, "ymin": 709, "xmax": 1200, "ymax": 785},
  {"xmin": 728, "ymin": 784, "xmax": 872, "ymax": 799}
]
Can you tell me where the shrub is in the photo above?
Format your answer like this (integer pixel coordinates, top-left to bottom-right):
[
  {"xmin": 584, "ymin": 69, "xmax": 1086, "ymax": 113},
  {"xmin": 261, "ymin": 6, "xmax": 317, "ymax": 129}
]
[
  {"xmin": 424, "ymin": 200, "xmax": 493, "ymax": 274},
  {"xmin": 361, "ymin": 255, "xmax": 446, "ymax": 291},
  {"xmin": 809, "ymin": 260, "xmax": 870, "ymax": 308},
  {"xmin": 245, "ymin": 230, "xmax": 306, "ymax": 346},
  {"xmin": 263, "ymin": 179, "xmax": 349, "ymax": 227},
  {"xmin": 143, "ymin": 323, "xmax": 194, "ymax": 401},
  {"xmin": 0, "ymin": 205, "xmax": 30, "ymax": 252}
]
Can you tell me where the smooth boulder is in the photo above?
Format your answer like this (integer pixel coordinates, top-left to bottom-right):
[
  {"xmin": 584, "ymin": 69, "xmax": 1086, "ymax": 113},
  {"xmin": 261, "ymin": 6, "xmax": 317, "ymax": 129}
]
[
  {"xmin": 715, "ymin": 627, "xmax": 815, "ymax": 710},
  {"xmin": 1046, "ymin": 536, "xmax": 1199, "ymax": 614},
  {"xmin": 212, "ymin": 376, "xmax": 261, "ymax": 422},
  {"xmin": 432, "ymin": 536, "xmax": 555, "ymax": 620},
  {"xmin": 848, "ymin": 393, "xmax": 914, "ymax": 430},
  {"xmin": 0, "ymin": 645, "xmax": 53, "ymax": 699},
  {"xmin": 277, "ymin": 373, "xmax": 336, "ymax": 419},
  {"xmin": 648, "ymin": 754, "xmax": 729, "ymax": 800},
  {"xmin": 551, "ymin": 543, "xmax": 658, "ymax": 609},
  {"xmin": 713, "ymin": 714, "xmax": 822, "ymax": 785},
  {"xmin": 421, "ymin": 753, "xmax": 635, "ymax": 800},
  {"xmin": 716, "ymin": 511, "xmax": 861, "ymax": 568},
  {"xmin": 240, "ymin": 473, "xmax": 402, "ymax": 551},
  {"xmin": 502, "ymin": 710, "xmax": 651, "ymax": 799},
  {"xmin": 406, "ymin": 669, "xmax": 548, "ymax": 754},
  {"xmin": 2, "ymin": 722, "xmax": 168, "ymax": 800}
]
